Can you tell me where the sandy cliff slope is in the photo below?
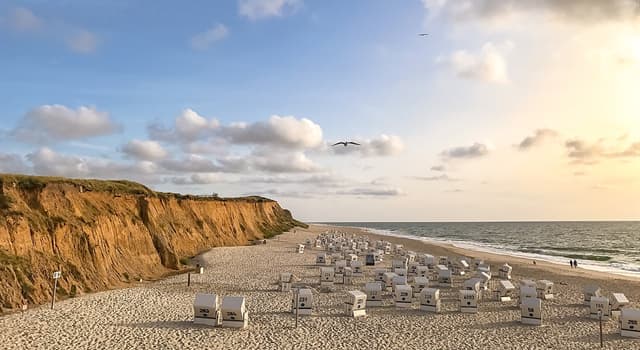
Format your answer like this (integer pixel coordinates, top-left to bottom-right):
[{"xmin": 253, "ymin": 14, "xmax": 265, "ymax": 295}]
[{"xmin": 0, "ymin": 174, "xmax": 304, "ymax": 311}]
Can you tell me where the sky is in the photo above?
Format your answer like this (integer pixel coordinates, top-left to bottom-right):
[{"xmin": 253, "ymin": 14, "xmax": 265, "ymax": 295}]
[{"xmin": 1, "ymin": 0, "xmax": 639, "ymax": 222}]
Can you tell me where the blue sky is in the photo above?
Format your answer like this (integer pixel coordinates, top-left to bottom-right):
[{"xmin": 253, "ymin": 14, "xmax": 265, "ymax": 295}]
[{"xmin": 1, "ymin": 0, "xmax": 639, "ymax": 221}]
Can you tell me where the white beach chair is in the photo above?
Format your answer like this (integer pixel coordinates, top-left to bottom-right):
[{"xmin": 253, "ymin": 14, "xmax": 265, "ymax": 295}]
[
  {"xmin": 583, "ymin": 285, "xmax": 602, "ymax": 304},
  {"xmin": 497, "ymin": 280, "xmax": 516, "ymax": 302},
  {"xmin": 365, "ymin": 282, "xmax": 383, "ymax": 307},
  {"xmin": 193, "ymin": 293, "xmax": 221, "ymax": 327},
  {"xmin": 536, "ymin": 280, "xmax": 554, "ymax": 300},
  {"xmin": 221, "ymin": 296, "xmax": 249, "ymax": 329},
  {"xmin": 611, "ymin": 293, "xmax": 629, "ymax": 318},
  {"xmin": 412, "ymin": 277, "xmax": 429, "ymax": 295},
  {"xmin": 590, "ymin": 296, "xmax": 611, "ymax": 320},
  {"xmin": 279, "ymin": 272, "xmax": 293, "ymax": 292},
  {"xmin": 420, "ymin": 288, "xmax": 441, "ymax": 313},
  {"xmin": 498, "ymin": 263, "xmax": 512, "ymax": 280},
  {"xmin": 459, "ymin": 290, "xmax": 478, "ymax": 313},
  {"xmin": 521, "ymin": 298, "xmax": 542, "ymax": 326},
  {"xmin": 620, "ymin": 308, "xmax": 640, "ymax": 338},
  {"xmin": 320, "ymin": 267, "xmax": 335, "ymax": 289},
  {"xmin": 291, "ymin": 288, "xmax": 313, "ymax": 315},
  {"xmin": 395, "ymin": 285, "xmax": 413, "ymax": 308},
  {"xmin": 345, "ymin": 291, "xmax": 367, "ymax": 317}
]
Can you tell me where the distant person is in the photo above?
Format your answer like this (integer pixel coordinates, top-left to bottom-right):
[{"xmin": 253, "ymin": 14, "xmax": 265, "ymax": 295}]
[
  {"xmin": 569, "ymin": 260, "xmax": 574, "ymax": 268},
  {"xmin": 574, "ymin": 260, "xmax": 578, "ymax": 268},
  {"xmin": 532, "ymin": 260, "xmax": 536, "ymax": 265}
]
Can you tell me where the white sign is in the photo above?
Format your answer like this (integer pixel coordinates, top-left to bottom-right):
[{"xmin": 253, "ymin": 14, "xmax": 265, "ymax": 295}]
[{"xmin": 53, "ymin": 271, "xmax": 61, "ymax": 279}]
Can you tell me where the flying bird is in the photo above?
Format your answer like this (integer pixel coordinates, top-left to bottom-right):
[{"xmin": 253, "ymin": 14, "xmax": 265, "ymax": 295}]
[
  {"xmin": 418, "ymin": 33, "xmax": 429, "ymax": 36},
  {"xmin": 332, "ymin": 141, "xmax": 361, "ymax": 147}
]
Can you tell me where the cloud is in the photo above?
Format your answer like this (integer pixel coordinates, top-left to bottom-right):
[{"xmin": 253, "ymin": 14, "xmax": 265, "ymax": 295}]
[
  {"xmin": 517, "ymin": 128, "xmax": 558, "ymax": 150},
  {"xmin": 0, "ymin": 153, "xmax": 30, "ymax": 174},
  {"xmin": 168, "ymin": 173, "xmax": 221, "ymax": 185},
  {"xmin": 250, "ymin": 150, "xmax": 320, "ymax": 173},
  {"xmin": 438, "ymin": 42, "xmax": 511, "ymax": 83},
  {"xmin": 564, "ymin": 138, "xmax": 640, "ymax": 164},
  {"xmin": 238, "ymin": 0, "xmax": 301, "ymax": 20},
  {"xmin": 336, "ymin": 187, "xmax": 405, "ymax": 197},
  {"xmin": 26, "ymin": 147, "xmax": 157, "ymax": 180},
  {"xmin": 220, "ymin": 115, "xmax": 322, "ymax": 149},
  {"xmin": 331, "ymin": 134, "xmax": 404, "ymax": 157},
  {"xmin": 66, "ymin": 30, "xmax": 99, "ymax": 54},
  {"xmin": 246, "ymin": 173, "xmax": 346, "ymax": 187},
  {"xmin": 12, "ymin": 105, "xmax": 121, "ymax": 143},
  {"xmin": 245, "ymin": 188, "xmax": 314, "ymax": 198},
  {"xmin": 160, "ymin": 155, "xmax": 226, "ymax": 173},
  {"xmin": 411, "ymin": 174, "xmax": 460, "ymax": 182},
  {"xmin": 190, "ymin": 24, "xmax": 228, "ymax": 50},
  {"xmin": 422, "ymin": 0, "xmax": 639, "ymax": 24},
  {"xmin": 6, "ymin": 7, "xmax": 42, "ymax": 31},
  {"xmin": 121, "ymin": 140, "xmax": 168, "ymax": 161},
  {"xmin": 565, "ymin": 139, "xmax": 604, "ymax": 163},
  {"xmin": 430, "ymin": 165, "xmax": 446, "ymax": 172},
  {"xmin": 148, "ymin": 109, "xmax": 220, "ymax": 143},
  {"xmin": 441, "ymin": 142, "xmax": 490, "ymax": 160}
]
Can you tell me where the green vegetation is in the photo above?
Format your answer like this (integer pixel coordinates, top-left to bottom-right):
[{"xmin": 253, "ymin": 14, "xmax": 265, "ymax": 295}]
[
  {"xmin": 179, "ymin": 257, "xmax": 190, "ymax": 265},
  {"xmin": 0, "ymin": 193, "xmax": 13, "ymax": 210},
  {"xmin": 0, "ymin": 174, "xmax": 279, "ymax": 204}
]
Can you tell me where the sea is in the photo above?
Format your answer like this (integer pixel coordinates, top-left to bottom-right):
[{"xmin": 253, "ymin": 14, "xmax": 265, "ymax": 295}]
[{"xmin": 326, "ymin": 221, "xmax": 640, "ymax": 277}]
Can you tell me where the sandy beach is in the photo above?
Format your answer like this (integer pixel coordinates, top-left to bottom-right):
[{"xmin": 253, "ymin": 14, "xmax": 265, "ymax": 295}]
[{"xmin": 1, "ymin": 224, "xmax": 639, "ymax": 349}]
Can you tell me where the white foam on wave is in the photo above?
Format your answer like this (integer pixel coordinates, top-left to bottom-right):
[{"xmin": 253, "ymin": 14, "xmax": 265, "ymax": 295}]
[{"xmin": 341, "ymin": 225, "xmax": 640, "ymax": 278}]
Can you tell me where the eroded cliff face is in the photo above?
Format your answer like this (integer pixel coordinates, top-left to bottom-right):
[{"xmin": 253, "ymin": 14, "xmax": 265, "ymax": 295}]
[{"xmin": 0, "ymin": 175, "xmax": 303, "ymax": 311}]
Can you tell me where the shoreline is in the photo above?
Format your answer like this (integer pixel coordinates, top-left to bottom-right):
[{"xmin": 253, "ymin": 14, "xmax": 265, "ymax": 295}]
[{"xmin": 315, "ymin": 223, "xmax": 640, "ymax": 281}]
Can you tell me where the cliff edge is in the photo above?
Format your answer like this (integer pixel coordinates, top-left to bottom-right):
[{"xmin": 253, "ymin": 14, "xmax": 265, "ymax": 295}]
[{"xmin": 0, "ymin": 174, "xmax": 305, "ymax": 311}]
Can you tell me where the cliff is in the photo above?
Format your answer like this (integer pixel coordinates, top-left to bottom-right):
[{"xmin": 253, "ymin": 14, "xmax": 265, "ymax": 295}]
[{"xmin": 0, "ymin": 174, "xmax": 305, "ymax": 312}]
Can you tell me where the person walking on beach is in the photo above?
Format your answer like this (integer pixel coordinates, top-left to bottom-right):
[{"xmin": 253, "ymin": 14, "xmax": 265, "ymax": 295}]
[
  {"xmin": 569, "ymin": 260, "xmax": 574, "ymax": 268},
  {"xmin": 573, "ymin": 259, "xmax": 578, "ymax": 268}
]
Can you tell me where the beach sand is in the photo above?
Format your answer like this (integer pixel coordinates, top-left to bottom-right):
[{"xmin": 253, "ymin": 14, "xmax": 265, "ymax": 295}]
[{"xmin": 1, "ymin": 224, "xmax": 639, "ymax": 349}]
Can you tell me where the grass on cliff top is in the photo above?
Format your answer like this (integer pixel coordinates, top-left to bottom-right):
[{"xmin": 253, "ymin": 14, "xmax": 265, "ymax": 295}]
[{"xmin": 0, "ymin": 174, "xmax": 275, "ymax": 202}]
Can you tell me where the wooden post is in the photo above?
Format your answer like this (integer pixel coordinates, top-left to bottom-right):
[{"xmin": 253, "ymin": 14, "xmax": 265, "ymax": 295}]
[
  {"xmin": 599, "ymin": 310, "xmax": 603, "ymax": 348},
  {"xmin": 295, "ymin": 288, "xmax": 299, "ymax": 328},
  {"xmin": 51, "ymin": 277, "xmax": 58, "ymax": 309},
  {"xmin": 187, "ymin": 272, "xmax": 191, "ymax": 287}
]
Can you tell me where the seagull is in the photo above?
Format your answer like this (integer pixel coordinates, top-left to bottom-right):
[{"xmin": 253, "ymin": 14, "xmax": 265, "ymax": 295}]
[
  {"xmin": 418, "ymin": 33, "xmax": 429, "ymax": 36},
  {"xmin": 332, "ymin": 141, "xmax": 361, "ymax": 147}
]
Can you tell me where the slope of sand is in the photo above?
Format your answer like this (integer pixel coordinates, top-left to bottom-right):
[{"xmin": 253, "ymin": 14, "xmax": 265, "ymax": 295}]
[{"xmin": 1, "ymin": 224, "xmax": 639, "ymax": 349}]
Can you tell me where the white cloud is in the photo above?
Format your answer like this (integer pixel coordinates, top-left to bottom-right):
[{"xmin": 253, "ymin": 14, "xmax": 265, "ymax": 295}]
[
  {"xmin": 412, "ymin": 174, "xmax": 460, "ymax": 182},
  {"xmin": 67, "ymin": 30, "xmax": 99, "ymax": 54},
  {"xmin": 245, "ymin": 188, "xmax": 314, "ymax": 198},
  {"xmin": 6, "ymin": 7, "xmax": 42, "ymax": 31},
  {"xmin": 121, "ymin": 140, "xmax": 168, "ymax": 161},
  {"xmin": 169, "ymin": 173, "xmax": 221, "ymax": 185},
  {"xmin": 250, "ymin": 150, "xmax": 320, "ymax": 173},
  {"xmin": 26, "ymin": 147, "xmax": 157, "ymax": 180},
  {"xmin": 0, "ymin": 153, "xmax": 30, "ymax": 174},
  {"xmin": 190, "ymin": 24, "xmax": 228, "ymax": 50},
  {"xmin": 160, "ymin": 155, "xmax": 223, "ymax": 173},
  {"xmin": 238, "ymin": 0, "xmax": 301, "ymax": 20},
  {"xmin": 331, "ymin": 134, "xmax": 404, "ymax": 157},
  {"xmin": 441, "ymin": 142, "xmax": 490, "ymax": 160},
  {"xmin": 149, "ymin": 109, "xmax": 220, "ymax": 143},
  {"xmin": 220, "ymin": 115, "xmax": 323, "ymax": 149},
  {"xmin": 438, "ymin": 42, "xmax": 511, "ymax": 83},
  {"xmin": 12, "ymin": 105, "xmax": 121, "ymax": 143},
  {"xmin": 336, "ymin": 187, "xmax": 405, "ymax": 197}
]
